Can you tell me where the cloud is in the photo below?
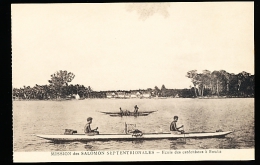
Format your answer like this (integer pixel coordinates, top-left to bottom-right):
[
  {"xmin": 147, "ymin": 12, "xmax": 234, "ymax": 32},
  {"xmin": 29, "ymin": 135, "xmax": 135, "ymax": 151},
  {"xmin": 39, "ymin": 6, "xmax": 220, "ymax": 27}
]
[{"xmin": 125, "ymin": 3, "xmax": 170, "ymax": 21}]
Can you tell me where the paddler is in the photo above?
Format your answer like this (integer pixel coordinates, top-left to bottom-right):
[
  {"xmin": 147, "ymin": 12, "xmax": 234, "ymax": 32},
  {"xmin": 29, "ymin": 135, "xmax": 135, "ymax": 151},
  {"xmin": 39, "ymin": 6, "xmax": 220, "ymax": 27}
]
[
  {"xmin": 134, "ymin": 105, "xmax": 139, "ymax": 113},
  {"xmin": 84, "ymin": 117, "xmax": 99, "ymax": 135},
  {"xmin": 125, "ymin": 110, "xmax": 130, "ymax": 116},
  {"xmin": 119, "ymin": 107, "xmax": 123, "ymax": 114},
  {"xmin": 170, "ymin": 116, "xmax": 184, "ymax": 134}
]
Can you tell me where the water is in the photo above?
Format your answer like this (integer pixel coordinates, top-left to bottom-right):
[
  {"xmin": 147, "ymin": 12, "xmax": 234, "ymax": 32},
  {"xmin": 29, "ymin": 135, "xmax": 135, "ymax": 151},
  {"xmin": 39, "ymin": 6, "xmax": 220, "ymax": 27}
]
[{"xmin": 13, "ymin": 98, "xmax": 254, "ymax": 151}]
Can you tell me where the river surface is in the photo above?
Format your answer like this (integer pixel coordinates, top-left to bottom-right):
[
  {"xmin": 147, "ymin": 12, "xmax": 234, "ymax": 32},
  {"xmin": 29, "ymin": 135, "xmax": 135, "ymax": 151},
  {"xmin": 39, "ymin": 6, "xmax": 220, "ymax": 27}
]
[{"xmin": 13, "ymin": 98, "xmax": 254, "ymax": 151}]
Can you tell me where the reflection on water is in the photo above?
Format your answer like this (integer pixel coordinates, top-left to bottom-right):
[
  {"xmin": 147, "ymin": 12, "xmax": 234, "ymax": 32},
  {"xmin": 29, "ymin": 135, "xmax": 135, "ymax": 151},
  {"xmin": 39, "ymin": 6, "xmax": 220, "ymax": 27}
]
[
  {"xmin": 13, "ymin": 98, "xmax": 254, "ymax": 151},
  {"xmin": 128, "ymin": 140, "xmax": 145, "ymax": 146},
  {"xmin": 169, "ymin": 139, "xmax": 187, "ymax": 150},
  {"xmin": 84, "ymin": 144, "xmax": 94, "ymax": 150}
]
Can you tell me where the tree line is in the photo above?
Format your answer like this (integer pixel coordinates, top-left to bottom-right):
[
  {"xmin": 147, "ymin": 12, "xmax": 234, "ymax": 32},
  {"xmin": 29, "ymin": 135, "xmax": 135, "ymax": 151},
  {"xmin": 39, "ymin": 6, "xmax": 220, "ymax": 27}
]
[
  {"xmin": 186, "ymin": 70, "xmax": 254, "ymax": 97},
  {"xmin": 12, "ymin": 69, "xmax": 254, "ymax": 100},
  {"xmin": 12, "ymin": 70, "xmax": 95, "ymax": 100}
]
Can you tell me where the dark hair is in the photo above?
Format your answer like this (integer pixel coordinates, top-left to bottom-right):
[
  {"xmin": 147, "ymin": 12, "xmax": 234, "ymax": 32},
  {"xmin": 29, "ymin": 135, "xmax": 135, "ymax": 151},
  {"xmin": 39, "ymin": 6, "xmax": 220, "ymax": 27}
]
[
  {"xmin": 87, "ymin": 117, "xmax": 93, "ymax": 121},
  {"xmin": 174, "ymin": 116, "xmax": 178, "ymax": 119}
]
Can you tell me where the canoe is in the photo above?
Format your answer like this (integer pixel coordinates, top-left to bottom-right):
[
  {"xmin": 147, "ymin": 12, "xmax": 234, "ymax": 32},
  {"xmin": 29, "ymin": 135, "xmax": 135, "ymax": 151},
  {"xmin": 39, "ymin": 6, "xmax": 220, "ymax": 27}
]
[
  {"xmin": 109, "ymin": 113, "xmax": 149, "ymax": 117},
  {"xmin": 100, "ymin": 110, "xmax": 157, "ymax": 114},
  {"xmin": 99, "ymin": 110, "xmax": 157, "ymax": 117},
  {"xmin": 36, "ymin": 131, "xmax": 232, "ymax": 142}
]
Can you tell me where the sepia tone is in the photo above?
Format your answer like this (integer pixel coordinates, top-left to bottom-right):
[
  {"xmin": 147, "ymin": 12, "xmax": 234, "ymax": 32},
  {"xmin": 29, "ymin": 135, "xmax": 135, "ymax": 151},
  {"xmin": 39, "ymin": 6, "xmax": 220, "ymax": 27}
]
[{"xmin": 12, "ymin": 2, "xmax": 254, "ymax": 162}]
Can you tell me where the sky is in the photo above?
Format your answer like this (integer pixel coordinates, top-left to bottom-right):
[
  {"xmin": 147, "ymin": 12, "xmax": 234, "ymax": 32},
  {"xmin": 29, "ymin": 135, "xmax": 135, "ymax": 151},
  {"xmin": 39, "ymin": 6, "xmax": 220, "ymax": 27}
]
[{"xmin": 12, "ymin": 2, "xmax": 254, "ymax": 91}]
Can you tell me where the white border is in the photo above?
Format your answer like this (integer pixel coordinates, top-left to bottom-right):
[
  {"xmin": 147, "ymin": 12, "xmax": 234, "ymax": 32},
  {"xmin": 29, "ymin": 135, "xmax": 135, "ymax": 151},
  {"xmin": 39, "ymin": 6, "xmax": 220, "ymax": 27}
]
[{"xmin": 13, "ymin": 149, "xmax": 254, "ymax": 162}]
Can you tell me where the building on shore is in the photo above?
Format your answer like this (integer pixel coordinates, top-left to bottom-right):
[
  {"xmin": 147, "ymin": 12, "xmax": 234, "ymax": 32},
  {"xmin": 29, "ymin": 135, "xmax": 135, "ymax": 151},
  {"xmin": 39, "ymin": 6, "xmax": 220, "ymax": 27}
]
[
  {"xmin": 72, "ymin": 94, "xmax": 80, "ymax": 100},
  {"xmin": 117, "ymin": 92, "xmax": 125, "ymax": 98},
  {"xmin": 106, "ymin": 92, "xmax": 116, "ymax": 98},
  {"xmin": 136, "ymin": 92, "xmax": 141, "ymax": 98},
  {"xmin": 142, "ymin": 91, "xmax": 151, "ymax": 98},
  {"xmin": 124, "ymin": 92, "xmax": 131, "ymax": 98},
  {"xmin": 130, "ymin": 91, "xmax": 139, "ymax": 98},
  {"xmin": 106, "ymin": 92, "xmax": 113, "ymax": 98},
  {"xmin": 106, "ymin": 90, "xmax": 152, "ymax": 99}
]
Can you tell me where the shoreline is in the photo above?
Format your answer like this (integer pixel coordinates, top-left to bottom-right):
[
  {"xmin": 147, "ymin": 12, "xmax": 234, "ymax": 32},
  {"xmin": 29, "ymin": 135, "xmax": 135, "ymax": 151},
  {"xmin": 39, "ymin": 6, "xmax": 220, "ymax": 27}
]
[{"xmin": 12, "ymin": 96, "xmax": 254, "ymax": 101}]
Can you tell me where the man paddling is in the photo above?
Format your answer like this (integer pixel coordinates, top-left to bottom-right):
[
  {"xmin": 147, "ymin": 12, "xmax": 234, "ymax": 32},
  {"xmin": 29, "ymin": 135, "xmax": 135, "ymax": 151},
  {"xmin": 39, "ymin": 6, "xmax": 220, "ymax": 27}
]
[
  {"xmin": 170, "ymin": 116, "xmax": 184, "ymax": 134},
  {"xmin": 119, "ymin": 107, "xmax": 130, "ymax": 116},
  {"xmin": 119, "ymin": 107, "xmax": 123, "ymax": 114},
  {"xmin": 125, "ymin": 109, "xmax": 130, "ymax": 116},
  {"xmin": 134, "ymin": 105, "xmax": 139, "ymax": 114},
  {"xmin": 84, "ymin": 117, "xmax": 99, "ymax": 135}
]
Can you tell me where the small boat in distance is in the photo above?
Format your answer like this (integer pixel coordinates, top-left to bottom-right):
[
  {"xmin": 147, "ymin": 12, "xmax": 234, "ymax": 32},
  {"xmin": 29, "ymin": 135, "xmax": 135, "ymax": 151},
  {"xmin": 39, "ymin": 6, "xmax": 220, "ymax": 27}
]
[{"xmin": 99, "ymin": 110, "xmax": 157, "ymax": 117}]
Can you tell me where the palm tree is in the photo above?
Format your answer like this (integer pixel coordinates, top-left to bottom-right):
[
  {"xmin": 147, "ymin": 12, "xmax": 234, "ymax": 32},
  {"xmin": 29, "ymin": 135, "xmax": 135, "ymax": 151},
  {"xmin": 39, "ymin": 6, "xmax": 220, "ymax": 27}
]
[
  {"xmin": 154, "ymin": 86, "xmax": 160, "ymax": 97},
  {"xmin": 186, "ymin": 70, "xmax": 199, "ymax": 97},
  {"xmin": 87, "ymin": 86, "xmax": 93, "ymax": 98},
  {"xmin": 219, "ymin": 70, "xmax": 231, "ymax": 96},
  {"xmin": 201, "ymin": 70, "xmax": 211, "ymax": 96},
  {"xmin": 237, "ymin": 71, "xmax": 251, "ymax": 96},
  {"xmin": 211, "ymin": 71, "xmax": 222, "ymax": 96}
]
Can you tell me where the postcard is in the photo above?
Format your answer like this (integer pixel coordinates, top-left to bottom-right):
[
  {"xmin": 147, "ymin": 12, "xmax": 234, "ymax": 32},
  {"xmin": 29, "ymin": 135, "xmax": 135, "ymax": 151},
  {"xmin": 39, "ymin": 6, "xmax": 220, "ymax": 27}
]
[{"xmin": 12, "ymin": 2, "xmax": 254, "ymax": 162}]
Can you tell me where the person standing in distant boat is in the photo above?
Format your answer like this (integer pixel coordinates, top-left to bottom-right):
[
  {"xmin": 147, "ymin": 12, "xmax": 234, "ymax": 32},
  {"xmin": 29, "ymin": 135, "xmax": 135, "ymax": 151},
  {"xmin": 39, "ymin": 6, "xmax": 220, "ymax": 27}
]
[
  {"xmin": 134, "ymin": 105, "xmax": 139, "ymax": 113},
  {"xmin": 84, "ymin": 117, "xmax": 99, "ymax": 135},
  {"xmin": 170, "ymin": 116, "xmax": 184, "ymax": 134},
  {"xmin": 119, "ymin": 107, "xmax": 123, "ymax": 114}
]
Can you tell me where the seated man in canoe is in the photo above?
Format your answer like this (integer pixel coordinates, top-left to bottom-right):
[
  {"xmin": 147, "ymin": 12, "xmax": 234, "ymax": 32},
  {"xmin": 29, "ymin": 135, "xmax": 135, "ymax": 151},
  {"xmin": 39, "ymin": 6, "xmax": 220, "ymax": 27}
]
[
  {"xmin": 124, "ymin": 109, "xmax": 130, "ymax": 116},
  {"xmin": 119, "ymin": 107, "xmax": 130, "ymax": 116},
  {"xmin": 84, "ymin": 117, "xmax": 99, "ymax": 135},
  {"xmin": 170, "ymin": 116, "xmax": 184, "ymax": 134}
]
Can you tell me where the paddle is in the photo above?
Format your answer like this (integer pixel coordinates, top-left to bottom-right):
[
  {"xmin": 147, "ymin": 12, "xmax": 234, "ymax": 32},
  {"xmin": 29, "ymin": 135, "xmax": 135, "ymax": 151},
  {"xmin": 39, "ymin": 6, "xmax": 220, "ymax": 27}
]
[{"xmin": 183, "ymin": 125, "xmax": 186, "ymax": 143}]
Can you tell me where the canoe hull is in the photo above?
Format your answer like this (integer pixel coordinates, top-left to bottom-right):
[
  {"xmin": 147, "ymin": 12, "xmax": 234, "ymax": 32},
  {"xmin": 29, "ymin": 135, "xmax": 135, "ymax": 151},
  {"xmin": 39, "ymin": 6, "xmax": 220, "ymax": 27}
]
[
  {"xmin": 36, "ymin": 131, "xmax": 232, "ymax": 142},
  {"xmin": 109, "ymin": 113, "xmax": 149, "ymax": 117},
  {"xmin": 100, "ymin": 111, "xmax": 157, "ymax": 117}
]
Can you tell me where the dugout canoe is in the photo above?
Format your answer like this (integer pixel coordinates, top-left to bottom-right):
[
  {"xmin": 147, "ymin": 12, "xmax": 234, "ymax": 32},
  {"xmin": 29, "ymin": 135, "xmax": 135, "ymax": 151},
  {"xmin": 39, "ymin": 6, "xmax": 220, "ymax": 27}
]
[
  {"xmin": 36, "ymin": 131, "xmax": 232, "ymax": 142},
  {"xmin": 99, "ymin": 110, "xmax": 157, "ymax": 116},
  {"xmin": 109, "ymin": 114, "xmax": 149, "ymax": 117}
]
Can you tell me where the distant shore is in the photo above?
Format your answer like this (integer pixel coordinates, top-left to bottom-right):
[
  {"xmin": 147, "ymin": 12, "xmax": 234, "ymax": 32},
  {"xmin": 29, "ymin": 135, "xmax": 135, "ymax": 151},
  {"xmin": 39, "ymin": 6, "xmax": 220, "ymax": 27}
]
[{"xmin": 12, "ymin": 96, "xmax": 254, "ymax": 101}]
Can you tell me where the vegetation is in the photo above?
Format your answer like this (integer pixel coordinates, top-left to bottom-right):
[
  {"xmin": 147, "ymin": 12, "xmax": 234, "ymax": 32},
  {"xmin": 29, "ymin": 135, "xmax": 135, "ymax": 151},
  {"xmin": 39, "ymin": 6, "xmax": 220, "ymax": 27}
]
[
  {"xmin": 12, "ymin": 70, "xmax": 94, "ymax": 100},
  {"xmin": 48, "ymin": 70, "xmax": 75, "ymax": 97},
  {"xmin": 186, "ymin": 70, "xmax": 254, "ymax": 98},
  {"xmin": 12, "ymin": 69, "xmax": 254, "ymax": 100}
]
